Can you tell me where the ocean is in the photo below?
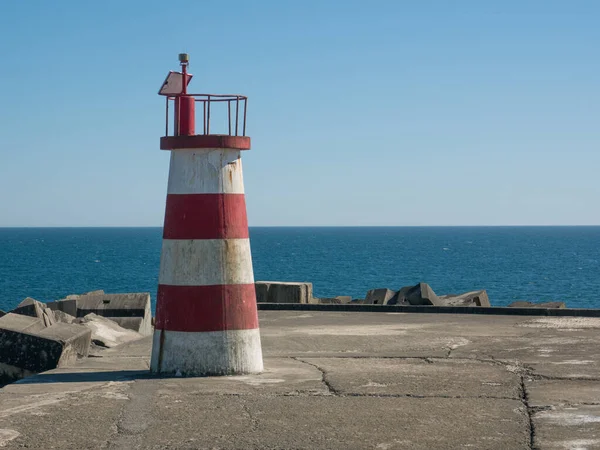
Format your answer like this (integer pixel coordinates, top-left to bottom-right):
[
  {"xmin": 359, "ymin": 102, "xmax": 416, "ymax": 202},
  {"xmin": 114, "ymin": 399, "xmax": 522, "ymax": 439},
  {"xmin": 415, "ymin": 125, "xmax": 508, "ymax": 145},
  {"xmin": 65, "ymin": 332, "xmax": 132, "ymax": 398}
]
[{"xmin": 1, "ymin": 227, "xmax": 599, "ymax": 312}]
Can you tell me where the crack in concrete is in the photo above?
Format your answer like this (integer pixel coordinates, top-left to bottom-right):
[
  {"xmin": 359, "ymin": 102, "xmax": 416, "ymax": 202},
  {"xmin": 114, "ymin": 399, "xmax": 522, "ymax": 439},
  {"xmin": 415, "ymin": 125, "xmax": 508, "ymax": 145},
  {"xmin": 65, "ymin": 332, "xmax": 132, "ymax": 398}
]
[
  {"xmin": 289, "ymin": 357, "xmax": 523, "ymax": 401},
  {"xmin": 241, "ymin": 401, "xmax": 259, "ymax": 433},
  {"xmin": 520, "ymin": 376, "xmax": 536, "ymax": 450},
  {"xmin": 291, "ymin": 358, "xmax": 338, "ymax": 395},
  {"xmin": 289, "ymin": 354, "xmax": 529, "ymax": 373}
]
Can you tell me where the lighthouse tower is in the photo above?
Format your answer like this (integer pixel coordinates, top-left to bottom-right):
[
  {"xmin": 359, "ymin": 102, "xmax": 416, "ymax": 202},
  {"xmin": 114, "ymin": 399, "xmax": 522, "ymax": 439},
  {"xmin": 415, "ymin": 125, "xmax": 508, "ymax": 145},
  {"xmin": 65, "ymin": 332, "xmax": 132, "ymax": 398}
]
[{"xmin": 150, "ymin": 54, "xmax": 263, "ymax": 376}]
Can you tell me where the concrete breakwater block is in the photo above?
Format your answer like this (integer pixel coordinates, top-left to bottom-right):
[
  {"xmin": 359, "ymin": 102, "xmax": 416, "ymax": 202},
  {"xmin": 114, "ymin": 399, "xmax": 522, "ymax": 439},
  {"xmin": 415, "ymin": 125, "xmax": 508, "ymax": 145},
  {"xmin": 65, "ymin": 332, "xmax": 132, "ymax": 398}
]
[
  {"xmin": 439, "ymin": 290, "xmax": 491, "ymax": 307},
  {"xmin": 53, "ymin": 310, "xmax": 76, "ymax": 324},
  {"xmin": 316, "ymin": 296, "xmax": 353, "ymax": 304},
  {"xmin": 365, "ymin": 288, "xmax": 396, "ymax": 305},
  {"xmin": 0, "ymin": 314, "xmax": 45, "ymax": 335},
  {"xmin": 12, "ymin": 297, "xmax": 56, "ymax": 327},
  {"xmin": 45, "ymin": 298, "xmax": 77, "ymax": 317},
  {"xmin": 47, "ymin": 292, "xmax": 152, "ymax": 336},
  {"xmin": 0, "ymin": 313, "xmax": 91, "ymax": 385},
  {"xmin": 394, "ymin": 283, "xmax": 443, "ymax": 306},
  {"xmin": 76, "ymin": 293, "xmax": 152, "ymax": 336},
  {"xmin": 256, "ymin": 282, "xmax": 313, "ymax": 304},
  {"xmin": 75, "ymin": 313, "xmax": 143, "ymax": 348},
  {"xmin": 359, "ymin": 283, "xmax": 491, "ymax": 307}
]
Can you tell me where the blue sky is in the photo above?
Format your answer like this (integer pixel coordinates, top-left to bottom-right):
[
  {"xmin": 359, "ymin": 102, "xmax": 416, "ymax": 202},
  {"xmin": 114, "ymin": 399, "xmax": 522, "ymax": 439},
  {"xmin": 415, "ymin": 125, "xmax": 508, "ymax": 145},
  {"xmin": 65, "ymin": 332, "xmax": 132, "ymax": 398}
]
[{"xmin": 0, "ymin": 0, "xmax": 598, "ymax": 226}]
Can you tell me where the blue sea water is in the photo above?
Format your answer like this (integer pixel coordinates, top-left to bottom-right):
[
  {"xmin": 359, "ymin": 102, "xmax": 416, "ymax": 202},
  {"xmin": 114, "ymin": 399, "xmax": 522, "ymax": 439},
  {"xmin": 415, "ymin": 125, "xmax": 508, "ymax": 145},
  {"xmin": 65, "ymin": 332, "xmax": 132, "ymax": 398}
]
[{"xmin": 1, "ymin": 227, "xmax": 599, "ymax": 312}]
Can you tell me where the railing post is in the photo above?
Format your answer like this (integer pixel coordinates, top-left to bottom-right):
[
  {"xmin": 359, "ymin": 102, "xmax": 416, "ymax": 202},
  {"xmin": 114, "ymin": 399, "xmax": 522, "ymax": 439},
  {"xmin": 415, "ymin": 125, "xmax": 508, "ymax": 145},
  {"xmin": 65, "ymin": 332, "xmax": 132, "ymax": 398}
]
[
  {"xmin": 165, "ymin": 97, "xmax": 169, "ymax": 136},
  {"xmin": 207, "ymin": 95, "xmax": 211, "ymax": 135},
  {"xmin": 243, "ymin": 98, "xmax": 247, "ymax": 137},
  {"xmin": 235, "ymin": 97, "xmax": 239, "ymax": 136},
  {"xmin": 228, "ymin": 100, "xmax": 232, "ymax": 136}
]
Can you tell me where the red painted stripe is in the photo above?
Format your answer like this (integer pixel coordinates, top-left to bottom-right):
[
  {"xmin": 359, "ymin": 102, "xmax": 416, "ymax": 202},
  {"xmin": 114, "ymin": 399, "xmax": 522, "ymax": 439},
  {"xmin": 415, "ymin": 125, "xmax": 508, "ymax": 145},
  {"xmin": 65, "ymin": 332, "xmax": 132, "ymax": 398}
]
[
  {"xmin": 163, "ymin": 194, "xmax": 249, "ymax": 240},
  {"xmin": 155, "ymin": 284, "xmax": 259, "ymax": 332},
  {"xmin": 161, "ymin": 135, "xmax": 251, "ymax": 151}
]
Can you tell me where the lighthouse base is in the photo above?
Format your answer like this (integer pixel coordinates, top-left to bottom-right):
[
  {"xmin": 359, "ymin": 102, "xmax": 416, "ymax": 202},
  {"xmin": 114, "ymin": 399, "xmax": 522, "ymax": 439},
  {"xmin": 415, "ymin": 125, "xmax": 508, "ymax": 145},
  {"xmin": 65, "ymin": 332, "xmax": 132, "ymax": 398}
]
[{"xmin": 149, "ymin": 328, "xmax": 263, "ymax": 376}]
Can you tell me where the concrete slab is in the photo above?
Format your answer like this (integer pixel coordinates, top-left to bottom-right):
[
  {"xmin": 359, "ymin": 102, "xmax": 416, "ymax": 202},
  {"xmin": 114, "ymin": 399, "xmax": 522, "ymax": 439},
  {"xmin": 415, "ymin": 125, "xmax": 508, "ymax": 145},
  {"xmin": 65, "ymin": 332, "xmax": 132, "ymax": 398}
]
[
  {"xmin": 141, "ymin": 396, "xmax": 529, "ymax": 450},
  {"xmin": 153, "ymin": 357, "xmax": 327, "ymax": 396},
  {"xmin": 260, "ymin": 312, "xmax": 530, "ymax": 358},
  {"xmin": 533, "ymin": 405, "xmax": 600, "ymax": 450},
  {"xmin": 3, "ymin": 310, "xmax": 600, "ymax": 449},
  {"xmin": 0, "ymin": 387, "xmax": 125, "ymax": 449},
  {"xmin": 300, "ymin": 357, "xmax": 522, "ymax": 399},
  {"xmin": 451, "ymin": 331, "xmax": 600, "ymax": 379},
  {"xmin": 527, "ymin": 379, "xmax": 600, "ymax": 407},
  {"xmin": 1, "ymin": 382, "xmax": 528, "ymax": 449}
]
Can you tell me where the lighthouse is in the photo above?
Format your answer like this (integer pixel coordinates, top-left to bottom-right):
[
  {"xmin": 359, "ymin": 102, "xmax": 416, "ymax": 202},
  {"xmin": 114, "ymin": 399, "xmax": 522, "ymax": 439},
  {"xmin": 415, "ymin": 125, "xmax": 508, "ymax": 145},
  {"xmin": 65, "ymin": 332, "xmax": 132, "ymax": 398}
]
[{"xmin": 150, "ymin": 54, "xmax": 263, "ymax": 376}]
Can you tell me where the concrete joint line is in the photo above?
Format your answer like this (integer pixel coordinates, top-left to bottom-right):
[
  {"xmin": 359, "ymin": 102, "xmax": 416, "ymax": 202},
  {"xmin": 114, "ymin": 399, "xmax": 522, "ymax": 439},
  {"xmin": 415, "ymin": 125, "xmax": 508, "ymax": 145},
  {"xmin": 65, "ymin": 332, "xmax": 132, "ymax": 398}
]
[
  {"xmin": 530, "ymin": 374, "xmax": 600, "ymax": 382},
  {"xmin": 520, "ymin": 376, "xmax": 536, "ymax": 450},
  {"xmin": 288, "ymin": 354, "xmax": 520, "ymax": 369},
  {"xmin": 151, "ymin": 390, "xmax": 521, "ymax": 401},
  {"xmin": 330, "ymin": 393, "xmax": 520, "ymax": 401},
  {"xmin": 302, "ymin": 355, "xmax": 436, "ymax": 362},
  {"xmin": 530, "ymin": 401, "xmax": 600, "ymax": 410}
]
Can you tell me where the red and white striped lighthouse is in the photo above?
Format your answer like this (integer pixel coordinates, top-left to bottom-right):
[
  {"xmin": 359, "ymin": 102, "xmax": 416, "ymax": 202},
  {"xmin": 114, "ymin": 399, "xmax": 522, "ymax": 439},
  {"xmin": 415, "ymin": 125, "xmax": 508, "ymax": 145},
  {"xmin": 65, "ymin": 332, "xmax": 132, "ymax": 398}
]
[{"xmin": 150, "ymin": 54, "xmax": 263, "ymax": 376}]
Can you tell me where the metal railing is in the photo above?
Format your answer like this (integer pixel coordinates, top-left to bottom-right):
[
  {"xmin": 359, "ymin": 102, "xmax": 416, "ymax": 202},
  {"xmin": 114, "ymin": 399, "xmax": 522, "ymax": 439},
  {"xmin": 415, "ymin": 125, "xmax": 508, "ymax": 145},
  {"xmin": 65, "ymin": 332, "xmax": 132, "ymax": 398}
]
[{"xmin": 165, "ymin": 94, "xmax": 248, "ymax": 137}]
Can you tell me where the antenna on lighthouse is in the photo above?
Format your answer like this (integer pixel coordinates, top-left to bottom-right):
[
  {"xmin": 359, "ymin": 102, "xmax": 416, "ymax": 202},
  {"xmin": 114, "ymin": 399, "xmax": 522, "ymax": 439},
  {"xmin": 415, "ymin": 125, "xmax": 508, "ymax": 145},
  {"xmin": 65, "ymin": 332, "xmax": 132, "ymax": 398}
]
[{"xmin": 178, "ymin": 53, "xmax": 189, "ymax": 95}]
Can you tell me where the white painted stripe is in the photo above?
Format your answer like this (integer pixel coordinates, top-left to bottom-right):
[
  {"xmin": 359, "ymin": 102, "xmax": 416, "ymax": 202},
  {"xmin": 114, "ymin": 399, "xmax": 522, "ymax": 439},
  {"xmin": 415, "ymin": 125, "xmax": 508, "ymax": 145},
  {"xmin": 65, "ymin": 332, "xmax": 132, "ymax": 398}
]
[
  {"xmin": 150, "ymin": 328, "xmax": 263, "ymax": 375},
  {"xmin": 167, "ymin": 148, "xmax": 245, "ymax": 194},
  {"xmin": 158, "ymin": 238, "xmax": 254, "ymax": 286}
]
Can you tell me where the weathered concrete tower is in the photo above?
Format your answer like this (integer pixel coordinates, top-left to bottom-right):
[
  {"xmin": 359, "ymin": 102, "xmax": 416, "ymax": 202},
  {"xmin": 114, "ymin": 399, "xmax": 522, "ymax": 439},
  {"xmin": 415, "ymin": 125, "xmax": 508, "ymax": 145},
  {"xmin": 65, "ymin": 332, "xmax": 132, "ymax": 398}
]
[{"xmin": 150, "ymin": 54, "xmax": 263, "ymax": 376}]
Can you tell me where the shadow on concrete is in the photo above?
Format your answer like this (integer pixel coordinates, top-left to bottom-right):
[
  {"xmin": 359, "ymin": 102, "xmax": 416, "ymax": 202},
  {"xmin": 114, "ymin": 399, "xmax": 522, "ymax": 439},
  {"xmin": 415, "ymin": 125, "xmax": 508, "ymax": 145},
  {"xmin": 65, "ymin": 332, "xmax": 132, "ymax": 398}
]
[{"xmin": 13, "ymin": 370, "xmax": 152, "ymax": 384}]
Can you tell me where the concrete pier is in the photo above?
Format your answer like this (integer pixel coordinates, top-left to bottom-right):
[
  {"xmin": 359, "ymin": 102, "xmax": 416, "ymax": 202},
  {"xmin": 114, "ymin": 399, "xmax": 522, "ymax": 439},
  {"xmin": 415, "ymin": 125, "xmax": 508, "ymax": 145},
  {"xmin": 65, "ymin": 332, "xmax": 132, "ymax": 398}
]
[{"xmin": 1, "ymin": 311, "xmax": 600, "ymax": 449}]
